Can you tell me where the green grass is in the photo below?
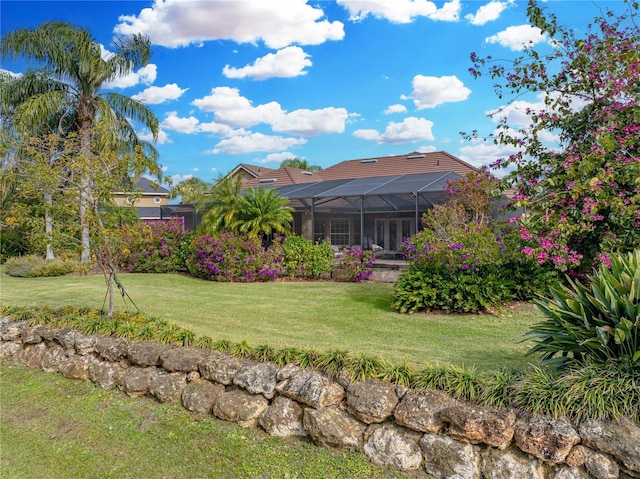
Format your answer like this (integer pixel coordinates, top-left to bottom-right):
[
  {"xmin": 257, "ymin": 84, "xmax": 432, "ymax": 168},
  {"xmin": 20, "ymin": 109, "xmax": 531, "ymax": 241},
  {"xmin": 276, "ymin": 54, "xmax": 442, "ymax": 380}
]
[
  {"xmin": 0, "ymin": 361, "xmax": 422, "ymax": 479},
  {"xmin": 0, "ymin": 271, "xmax": 542, "ymax": 372}
]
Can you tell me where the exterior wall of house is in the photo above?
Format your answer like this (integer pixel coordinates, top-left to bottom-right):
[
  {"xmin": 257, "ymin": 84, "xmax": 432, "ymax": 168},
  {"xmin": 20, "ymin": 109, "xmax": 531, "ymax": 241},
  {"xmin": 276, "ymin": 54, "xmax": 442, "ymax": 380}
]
[{"xmin": 112, "ymin": 194, "xmax": 168, "ymax": 208}]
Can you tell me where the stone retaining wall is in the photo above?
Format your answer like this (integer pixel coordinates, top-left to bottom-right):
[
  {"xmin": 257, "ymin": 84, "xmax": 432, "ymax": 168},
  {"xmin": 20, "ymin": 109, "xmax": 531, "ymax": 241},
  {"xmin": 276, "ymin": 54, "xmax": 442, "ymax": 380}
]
[{"xmin": 1, "ymin": 317, "xmax": 639, "ymax": 479}]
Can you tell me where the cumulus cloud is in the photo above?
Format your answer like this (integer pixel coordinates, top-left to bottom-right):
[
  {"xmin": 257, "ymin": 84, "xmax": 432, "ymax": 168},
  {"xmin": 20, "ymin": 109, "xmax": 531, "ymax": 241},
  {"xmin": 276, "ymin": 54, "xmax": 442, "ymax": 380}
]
[
  {"xmin": 161, "ymin": 111, "xmax": 199, "ymax": 133},
  {"xmin": 417, "ymin": 145, "xmax": 438, "ymax": 153},
  {"xmin": 103, "ymin": 64, "xmax": 157, "ymax": 89},
  {"xmin": 338, "ymin": 0, "xmax": 460, "ymax": 23},
  {"xmin": 257, "ymin": 152, "xmax": 299, "ymax": 164},
  {"xmin": 384, "ymin": 104, "xmax": 408, "ymax": 114},
  {"xmin": 138, "ymin": 127, "xmax": 170, "ymax": 144},
  {"xmin": 465, "ymin": 0, "xmax": 509, "ymax": 26},
  {"xmin": 272, "ymin": 107, "xmax": 349, "ymax": 136},
  {"xmin": 192, "ymin": 87, "xmax": 350, "ymax": 135},
  {"xmin": 114, "ymin": 0, "xmax": 344, "ymax": 49},
  {"xmin": 132, "ymin": 83, "xmax": 188, "ymax": 104},
  {"xmin": 457, "ymin": 140, "xmax": 520, "ymax": 170},
  {"xmin": 208, "ymin": 132, "xmax": 307, "ymax": 155},
  {"xmin": 402, "ymin": 75, "xmax": 471, "ymax": 109},
  {"xmin": 223, "ymin": 46, "xmax": 312, "ymax": 80},
  {"xmin": 485, "ymin": 24, "xmax": 547, "ymax": 51},
  {"xmin": 170, "ymin": 173, "xmax": 194, "ymax": 184},
  {"xmin": 354, "ymin": 117, "xmax": 434, "ymax": 144}
]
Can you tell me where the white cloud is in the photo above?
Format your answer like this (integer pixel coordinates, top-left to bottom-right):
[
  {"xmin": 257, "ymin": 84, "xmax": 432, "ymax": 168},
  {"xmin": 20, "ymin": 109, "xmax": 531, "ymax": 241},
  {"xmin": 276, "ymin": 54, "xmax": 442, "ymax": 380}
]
[
  {"xmin": 138, "ymin": 127, "xmax": 170, "ymax": 145},
  {"xmin": 161, "ymin": 111, "xmax": 199, "ymax": 133},
  {"xmin": 403, "ymin": 75, "xmax": 471, "ymax": 109},
  {"xmin": 132, "ymin": 83, "xmax": 188, "ymax": 104},
  {"xmin": 384, "ymin": 104, "xmax": 408, "ymax": 114},
  {"xmin": 485, "ymin": 24, "xmax": 547, "ymax": 51},
  {"xmin": 417, "ymin": 145, "xmax": 437, "ymax": 153},
  {"xmin": 192, "ymin": 87, "xmax": 349, "ymax": 135},
  {"xmin": 465, "ymin": 1, "xmax": 509, "ymax": 26},
  {"xmin": 337, "ymin": 0, "xmax": 460, "ymax": 23},
  {"xmin": 272, "ymin": 107, "xmax": 349, "ymax": 136},
  {"xmin": 114, "ymin": 0, "xmax": 344, "ymax": 49},
  {"xmin": 103, "ymin": 64, "xmax": 157, "ymax": 89},
  {"xmin": 209, "ymin": 132, "xmax": 307, "ymax": 155},
  {"xmin": 354, "ymin": 117, "xmax": 435, "ymax": 144},
  {"xmin": 257, "ymin": 152, "xmax": 299, "ymax": 164},
  {"xmin": 457, "ymin": 140, "xmax": 520, "ymax": 170},
  {"xmin": 223, "ymin": 46, "xmax": 312, "ymax": 80}
]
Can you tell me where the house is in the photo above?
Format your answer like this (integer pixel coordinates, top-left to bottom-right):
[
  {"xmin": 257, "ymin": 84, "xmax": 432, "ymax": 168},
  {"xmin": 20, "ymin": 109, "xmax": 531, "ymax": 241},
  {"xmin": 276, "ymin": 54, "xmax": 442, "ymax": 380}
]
[
  {"xmin": 111, "ymin": 177, "xmax": 170, "ymax": 222},
  {"xmin": 239, "ymin": 151, "xmax": 479, "ymax": 254}
]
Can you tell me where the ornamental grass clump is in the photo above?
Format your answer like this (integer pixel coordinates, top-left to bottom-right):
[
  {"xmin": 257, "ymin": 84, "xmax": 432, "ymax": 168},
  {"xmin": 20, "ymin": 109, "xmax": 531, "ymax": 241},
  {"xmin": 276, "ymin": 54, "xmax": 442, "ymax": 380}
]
[{"xmin": 527, "ymin": 249, "xmax": 640, "ymax": 370}]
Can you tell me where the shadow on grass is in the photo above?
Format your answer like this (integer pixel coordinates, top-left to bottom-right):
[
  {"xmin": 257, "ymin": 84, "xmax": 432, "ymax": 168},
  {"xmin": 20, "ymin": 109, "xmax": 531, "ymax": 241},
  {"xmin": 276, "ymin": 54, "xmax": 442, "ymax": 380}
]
[{"xmin": 349, "ymin": 285, "xmax": 395, "ymax": 312}]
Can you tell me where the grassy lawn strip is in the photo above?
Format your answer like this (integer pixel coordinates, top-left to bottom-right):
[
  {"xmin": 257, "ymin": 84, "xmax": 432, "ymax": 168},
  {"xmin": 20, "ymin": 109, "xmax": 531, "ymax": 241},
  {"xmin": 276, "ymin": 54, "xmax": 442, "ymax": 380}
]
[
  {"xmin": 0, "ymin": 271, "xmax": 542, "ymax": 372},
  {"xmin": 0, "ymin": 361, "xmax": 421, "ymax": 479}
]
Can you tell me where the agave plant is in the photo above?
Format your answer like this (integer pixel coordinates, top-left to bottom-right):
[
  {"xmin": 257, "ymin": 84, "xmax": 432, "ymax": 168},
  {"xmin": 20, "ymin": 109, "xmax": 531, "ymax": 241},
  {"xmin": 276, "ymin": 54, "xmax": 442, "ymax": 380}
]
[{"xmin": 527, "ymin": 249, "xmax": 640, "ymax": 369}]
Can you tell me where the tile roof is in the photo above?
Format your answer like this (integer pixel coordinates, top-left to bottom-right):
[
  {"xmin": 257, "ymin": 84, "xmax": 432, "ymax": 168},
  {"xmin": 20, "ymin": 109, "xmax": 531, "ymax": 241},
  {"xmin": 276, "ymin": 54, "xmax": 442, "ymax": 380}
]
[
  {"xmin": 242, "ymin": 166, "xmax": 323, "ymax": 188},
  {"xmin": 113, "ymin": 177, "xmax": 169, "ymax": 195},
  {"xmin": 318, "ymin": 151, "xmax": 477, "ymax": 181}
]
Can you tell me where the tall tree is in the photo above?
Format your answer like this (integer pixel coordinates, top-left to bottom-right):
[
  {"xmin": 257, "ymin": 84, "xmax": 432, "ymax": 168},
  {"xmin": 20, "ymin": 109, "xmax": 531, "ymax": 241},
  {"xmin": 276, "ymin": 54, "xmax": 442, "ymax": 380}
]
[
  {"xmin": 468, "ymin": 1, "xmax": 640, "ymax": 272},
  {"xmin": 195, "ymin": 175, "xmax": 245, "ymax": 234},
  {"xmin": 280, "ymin": 157, "xmax": 322, "ymax": 172},
  {"xmin": 1, "ymin": 21, "xmax": 160, "ymax": 263},
  {"xmin": 169, "ymin": 177, "xmax": 211, "ymax": 204}
]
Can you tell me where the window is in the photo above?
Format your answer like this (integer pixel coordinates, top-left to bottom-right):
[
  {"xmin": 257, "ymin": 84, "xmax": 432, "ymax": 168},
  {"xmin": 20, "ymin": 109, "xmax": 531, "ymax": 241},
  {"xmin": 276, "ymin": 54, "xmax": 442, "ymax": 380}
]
[
  {"xmin": 153, "ymin": 197, "xmax": 162, "ymax": 204},
  {"xmin": 313, "ymin": 218, "xmax": 325, "ymax": 243},
  {"xmin": 330, "ymin": 218, "xmax": 350, "ymax": 246}
]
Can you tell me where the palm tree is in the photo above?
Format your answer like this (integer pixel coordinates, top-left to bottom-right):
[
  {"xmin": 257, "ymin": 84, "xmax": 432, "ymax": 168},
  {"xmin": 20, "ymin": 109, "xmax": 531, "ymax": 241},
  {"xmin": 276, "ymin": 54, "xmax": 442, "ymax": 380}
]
[
  {"xmin": 280, "ymin": 157, "xmax": 322, "ymax": 172},
  {"xmin": 236, "ymin": 187, "xmax": 293, "ymax": 239},
  {"xmin": 169, "ymin": 177, "xmax": 211, "ymax": 204},
  {"xmin": 1, "ymin": 21, "xmax": 160, "ymax": 263},
  {"xmin": 195, "ymin": 175, "xmax": 245, "ymax": 234}
]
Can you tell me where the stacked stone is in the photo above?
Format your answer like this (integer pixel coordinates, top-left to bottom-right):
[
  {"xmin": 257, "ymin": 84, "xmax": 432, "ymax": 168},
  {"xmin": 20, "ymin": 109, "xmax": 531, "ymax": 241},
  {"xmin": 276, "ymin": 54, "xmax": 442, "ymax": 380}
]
[{"xmin": 1, "ymin": 316, "xmax": 638, "ymax": 479}]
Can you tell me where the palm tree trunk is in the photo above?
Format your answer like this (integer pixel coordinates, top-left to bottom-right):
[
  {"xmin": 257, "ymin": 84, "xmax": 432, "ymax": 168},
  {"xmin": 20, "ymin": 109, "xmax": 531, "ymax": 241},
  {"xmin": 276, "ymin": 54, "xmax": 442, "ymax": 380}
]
[{"xmin": 79, "ymin": 177, "xmax": 91, "ymax": 263}]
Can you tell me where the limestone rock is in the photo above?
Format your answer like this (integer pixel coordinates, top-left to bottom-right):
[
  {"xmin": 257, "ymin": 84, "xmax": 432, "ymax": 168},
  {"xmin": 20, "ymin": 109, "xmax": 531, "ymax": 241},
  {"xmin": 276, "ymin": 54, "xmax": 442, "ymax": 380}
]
[
  {"xmin": 259, "ymin": 396, "xmax": 307, "ymax": 437},
  {"xmin": 21, "ymin": 343, "xmax": 47, "ymax": 368},
  {"xmin": 160, "ymin": 347, "xmax": 210, "ymax": 373},
  {"xmin": 89, "ymin": 360, "xmax": 124, "ymax": 389},
  {"xmin": 40, "ymin": 343, "xmax": 67, "ymax": 372},
  {"xmin": 74, "ymin": 334, "xmax": 97, "ymax": 355},
  {"xmin": 275, "ymin": 369, "xmax": 345, "ymax": 408},
  {"xmin": 303, "ymin": 406, "xmax": 366, "ymax": 449},
  {"xmin": 579, "ymin": 417, "xmax": 640, "ymax": 473},
  {"xmin": 276, "ymin": 363, "xmax": 301, "ymax": 381},
  {"xmin": 482, "ymin": 446, "xmax": 545, "ymax": 479},
  {"xmin": 53, "ymin": 328, "xmax": 79, "ymax": 351},
  {"xmin": 420, "ymin": 433, "xmax": 481, "ymax": 479},
  {"xmin": 347, "ymin": 378, "xmax": 399, "ymax": 424},
  {"xmin": 59, "ymin": 354, "xmax": 93, "ymax": 380},
  {"xmin": 149, "ymin": 371, "xmax": 187, "ymax": 403},
  {"xmin": 212, "ymin": 389, "xmax": 269, "ymax": 428},
  {"xmin": 233, "ymin": 361, "xmax": 279, "ymax": 399},
  {"xmin": 566, "ymin": 445, "xmax": 620, "ymax": 479},
  {"xmin": 514, "ymin": 416, "xmax": 580, "ymax": 464},
  {"xmin": 439, "ymin": 404, "xmax": 516, "ymax": 450},
  {"xmin": 394, "ymin": 388, "xmax": 459, "ymax": 433},
  {"xmin": 127, "ymin": 341, "xmax": 167, "ymax": 367},
  {"xmin": 181, "ymin": 380, "xmax": 225, "ymax": 414},
  {"xmin": 0, "ymin": 341, "xmax": 21, "ymax": 359},
  {"xmin": 94, "ymin": 336, "xmax": 129, "ymax": 362},
  {"xmin": 364, "ymin": 423, "xmax": 423, "ymax": 471},
  {"xmin": 21, "ymin": 324, "xmax": 51, "ymax": 344},
  {"xmin": 547, "ymin": 465, "xmax": 593, "ymax": 479},
  {"xmin": 118, "ymin": 366, "xmax": 160, "ymax": 396},
  {"xmin": 1, "ymin": 320, "xmax": 28, "ymax": 341},
  {"xmin": 199, "ymin": 351, "xmax": 244, "ymax": 385}
]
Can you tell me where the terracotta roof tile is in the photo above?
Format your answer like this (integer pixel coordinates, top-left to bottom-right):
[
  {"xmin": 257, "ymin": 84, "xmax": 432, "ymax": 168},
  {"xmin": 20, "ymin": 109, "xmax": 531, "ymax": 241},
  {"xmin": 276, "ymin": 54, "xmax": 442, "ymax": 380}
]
[{"xmin": 242, "ymin": 166, "xmax": 323, "ymax": 187}]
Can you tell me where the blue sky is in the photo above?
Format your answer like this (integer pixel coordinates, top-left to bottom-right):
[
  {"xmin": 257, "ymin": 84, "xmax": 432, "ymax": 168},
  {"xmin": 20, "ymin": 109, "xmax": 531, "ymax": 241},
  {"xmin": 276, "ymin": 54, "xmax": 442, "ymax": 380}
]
[{"xmin": 0, "ymin": 0, "xmax": 628, "ymax": 185}]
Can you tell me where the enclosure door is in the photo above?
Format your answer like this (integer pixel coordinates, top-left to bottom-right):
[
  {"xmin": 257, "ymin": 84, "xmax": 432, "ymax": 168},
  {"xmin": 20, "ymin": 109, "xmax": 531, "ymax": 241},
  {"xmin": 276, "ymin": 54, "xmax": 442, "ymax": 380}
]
[{"xmin": 375, "ymin": 218, "xmax": 414, "ymax": 251}]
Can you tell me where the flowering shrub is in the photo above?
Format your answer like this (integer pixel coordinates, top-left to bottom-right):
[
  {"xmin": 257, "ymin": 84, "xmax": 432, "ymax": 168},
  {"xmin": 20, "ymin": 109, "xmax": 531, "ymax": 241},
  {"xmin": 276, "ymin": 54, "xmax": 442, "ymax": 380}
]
[
  {"xmin": 281, "ymin": 235, "xmax": 334, "ymax": 278},
  {"xmin": 114, "ymin": 218, "xmax": 191, "ymax": 273},
  {"xmin": 187, "ymin": 231, "xmax": 282, "ymax": 282},
  {"xmin": 335, "ymin": 247, "xmax": 374, "ymax": 282},
  {"xmin": 394, "ymin": 203, "xmax": 556, "ymax": 313}
]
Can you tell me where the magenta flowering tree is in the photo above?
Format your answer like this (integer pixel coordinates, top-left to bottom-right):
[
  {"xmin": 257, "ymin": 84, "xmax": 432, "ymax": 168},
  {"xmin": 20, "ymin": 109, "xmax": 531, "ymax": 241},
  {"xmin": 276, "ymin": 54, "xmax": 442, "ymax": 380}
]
[{"xmin": 468, "ymin": 1, "xmax": 640, "ymax": 272}]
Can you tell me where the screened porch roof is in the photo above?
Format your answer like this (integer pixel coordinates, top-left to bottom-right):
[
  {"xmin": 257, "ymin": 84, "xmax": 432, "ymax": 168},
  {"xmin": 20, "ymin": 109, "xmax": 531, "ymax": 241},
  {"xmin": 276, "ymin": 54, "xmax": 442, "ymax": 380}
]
[{"xmin": 266, "ymin": 171, "xmax": 461, "ymax": 214}]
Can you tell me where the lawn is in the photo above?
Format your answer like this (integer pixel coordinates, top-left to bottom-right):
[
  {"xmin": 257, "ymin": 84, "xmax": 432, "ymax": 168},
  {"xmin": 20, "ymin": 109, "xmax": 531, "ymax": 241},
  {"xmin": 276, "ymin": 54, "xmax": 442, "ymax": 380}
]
[
  {"xmin": 0, "ymin": 362, "xmax": 421, "ymax": 479},
  {"xmin": 0, "ymin": 271, "xmax": 543, "ymax": 372}
]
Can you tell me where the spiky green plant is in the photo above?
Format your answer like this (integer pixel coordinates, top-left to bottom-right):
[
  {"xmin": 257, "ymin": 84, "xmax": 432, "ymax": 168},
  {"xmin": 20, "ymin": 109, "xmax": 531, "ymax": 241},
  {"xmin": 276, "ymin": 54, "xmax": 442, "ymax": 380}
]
[
  {"xmin": 315, "ymin": 349, "xmax": 349, "ymax": 376},
  {"xmin": 230, "ymin": 340, "xmax": 254, "ymax": 359},
  {"xmin": 527, "ymin": 249, "xmax": 640, "ymax": 369},
  {"xmin": 194, "ymin": 336, "xmax": 215, "ymax": 349},
  {"xmin": 480, "ymin": 367, "xmax": 522, "ymax": 408},
  {"xmin": 294, "ymin": 348, "xmax": 318, "ymax": 368},
  {"xmin": 343, "ymin": 354, "xmax": 384, "ymax": 382},
  {"xmin": 212, "ymin": 339, "xmax": 231, "ymax": 352},
  {"xmin": 410, "ymin": 362, "xmax": 451, "ymax": 390},
  {"xmin": 513, "ymin": 366, "xmax": 566, "ymax": 418},
  {"xmin": 253, "ymin": 344, "xmax": 275, "ymax": 362},
  {"xmin": 272, "ymin": 347, "xmax": 301, "ymax": 366},
  {"xmin": 378, "ymin": 360, "xmax": 413, "ymax": 387}
]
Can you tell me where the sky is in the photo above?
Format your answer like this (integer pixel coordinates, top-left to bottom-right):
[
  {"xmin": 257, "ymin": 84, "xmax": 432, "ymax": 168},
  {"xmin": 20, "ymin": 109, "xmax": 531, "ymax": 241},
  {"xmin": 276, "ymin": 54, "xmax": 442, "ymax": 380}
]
[{"xmin": 0, "ymin": 0, "xmax": 630, "ymax": 186}]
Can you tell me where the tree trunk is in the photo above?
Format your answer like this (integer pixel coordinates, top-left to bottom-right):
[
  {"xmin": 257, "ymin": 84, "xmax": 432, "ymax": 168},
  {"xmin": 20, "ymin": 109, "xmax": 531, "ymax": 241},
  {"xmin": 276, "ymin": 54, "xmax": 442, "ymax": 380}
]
[
  {"xmin": 44, "ymin": 190, "xmax": 55, "ymax": 260},
  {"xmin": 79, "ymin": 177, "xmax": 91, "ymax": 264}
]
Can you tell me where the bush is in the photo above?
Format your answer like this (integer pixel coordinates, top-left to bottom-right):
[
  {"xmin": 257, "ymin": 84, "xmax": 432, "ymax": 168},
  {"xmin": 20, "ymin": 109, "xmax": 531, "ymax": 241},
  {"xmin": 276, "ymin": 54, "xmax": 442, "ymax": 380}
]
[
  {"xmin": 334, "ymin": 247, "xmax": 374, "ymax": 282},
  {"xmin": 527, "ymin": 249, "xmax": 640, "ymax": 370},
  {"xmin": 113, "ymin": 218, "xmax": 191, "ymax": 273},
  {"xmin": 4, "ymin": 255, "xmax": 79, "ymax": 277},
  {"xmin": 281, "ymin": 235, "xmax": 334, "ymax": 278},
  {"xmin": 187, "ymin": 231, "xmax": 282, "ymax": 282}
]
